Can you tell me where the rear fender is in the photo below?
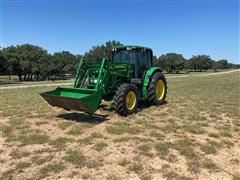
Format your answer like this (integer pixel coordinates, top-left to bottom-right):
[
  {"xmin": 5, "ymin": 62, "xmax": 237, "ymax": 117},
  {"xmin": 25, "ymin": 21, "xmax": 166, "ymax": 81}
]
[{"xmin": 142, "ymin": 67, "xmax": 162, "ymax": 99}]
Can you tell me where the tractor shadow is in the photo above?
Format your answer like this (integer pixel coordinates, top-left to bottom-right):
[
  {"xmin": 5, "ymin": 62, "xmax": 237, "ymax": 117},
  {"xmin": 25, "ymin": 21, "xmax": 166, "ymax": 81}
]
[
  {"xmin": 100, "ymin": 100, "xmax": 169, "ymax": 114},
  {"xmin": 137, "ymin": 100, "xmax": 169, "ymax": 113},
  {"xmin": 57, "ymin": 100, "xmax": 169, "ymax": 122},
  {"xmin": 57, "ymin": 112, "xmax": 109, "ymax": 124}
]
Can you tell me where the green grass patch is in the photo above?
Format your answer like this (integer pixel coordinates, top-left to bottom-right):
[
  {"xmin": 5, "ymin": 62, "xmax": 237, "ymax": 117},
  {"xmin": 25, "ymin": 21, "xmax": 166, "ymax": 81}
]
[
  {"xmin": 58, "ymin": 121, "xmax": 73, "ymax": 130},
  {"xmin": 85, "ymin": 160, "xmax": 101, "ymax": 169},
  {"xmin": 36, "ymin": 162, "xmax": 65, "ymax": 179},
  {"xmin": 15, "ymin": 161, "xmax": 31, "ymax": 171},
  {"xmin": 79, "ymin": 132, "xmax": 104, "ymax": 145},
  {"xmin": 0, "ymin": 169, "xmax": 15, "ymax": 180},
  {"xmin": 172, "ymin": 138, "xmax": 199, "ymax": 160},
  {"xmin": 64, "ymin": 150, "xmax": 86, "ymax": 167},
  {"xmin": 208, "ymin": 132, "xmax": 220, "ymax": 138},
  {"xmin": 221, "ymin": 139, "xmax": 234, "ymax": 147},
  {"xmin": 17, "ymin": 133, "xmax": 49, "ymax": 145},
  {"xmin": 128, "ymin": 161, "xmax": 142, "ymax": 173},
  {"xmin": 136, "ymin": 119, "xmax": 159, "ymax": 129},
  {"xmin": 106, "ymin": 121, "xmax": 142, "ymax": 135},
  {"xmin": 161, "ymin": 121, "xmax": 180, "ymax": 133},
  {"xmin": 1, "ymin": 125, "xmax": 13, "ymax": 137},
  {"xmin": 10, "ymin": 149, "xmax": 30, "ymax": 159},
  {"xmin": 79, "ymin": 136, "xmax": 94, "ymax": 145},
  {"xmin": 94, "ymin": 142, "xmax": 108, "ymax": 151},
  {"xmin": 216, "ymin": 124, "xmax": 232, "ymax": 131},
  {"xmin": 163, "ymin": 171, "xmax": 192, "ymax": 180},
  {"xmin": 31, "ymin": 155, "xmax": 54, "ymax": 165},
  {"xmin": 91, "ymin": 132, "xmax": 104, "ymax": 138},
  {"xmin": 202, "ymin": 158, "xmax": 218, "ymax": 171},
  {"xmin": 149, "ymin": 131, "xmax": 165, "ymax": 140},
  {"xmin": 106, "ymin": 175, "xmax": 122, "ymax": 180},
  {"xmin": 140, "ymin": 175, "xmax": 152, "ymax": 180},
  {"xmin": 67, "ymin": 124, "xmax": 83, "ymax": 135},
  {"xmin": 200, "ymin": 143, "xmax": 217, "ymax": 154},
  {"xmin": 138, "ymin": 143, "xmax": 151, "ymax": 152},
  {"xmin": 208, "ymin": 140, "xmax": 222, "ymax": 148},
  {"xmin": 50, "ymin": 137, "xmax": 72, "ymax": 150},
  {"xmin": 138, "ymin": 143, "xmax": 152, "ymax": 157},
  {"xmin": 81, "ymin": 173, "xmax": 90, "ymax": 179},
  {"xmin": 0, "ymin": 87, "xmax": 59, "ymax": 118},
  {"xmin": 8, "ymin": 117, "xmax": 25, "ymax": 126},
  {"xmin": 67, "ymin": 123, "xmax": 93, "ymax": 135},
  {"xmin": 219, "ymin": 130, "xmax": 232, "ymax": 137},
  {"xmin": 234, "ymin": 126, "xmax": 240, "ymax": 132},
  {"xmin": 155, "ymin": 142, "xmax": 172, "ymax": 156},
  {"xmin": 183, "ymin": 124, "xmax": 205, "ymax": 134},
  {"xmin": 232, "ymin": 174, "xmax": 240, "ymax": 180}
]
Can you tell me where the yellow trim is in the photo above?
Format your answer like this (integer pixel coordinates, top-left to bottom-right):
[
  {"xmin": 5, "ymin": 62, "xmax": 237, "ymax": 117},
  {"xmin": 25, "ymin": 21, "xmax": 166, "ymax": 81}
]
[
  {"xmin": 156, "ymin": 80, "xmax": 165, "ymax": 100},
  {"xmin": 125, "ymin": 91, "xmax": 137, "ymax": 110}
]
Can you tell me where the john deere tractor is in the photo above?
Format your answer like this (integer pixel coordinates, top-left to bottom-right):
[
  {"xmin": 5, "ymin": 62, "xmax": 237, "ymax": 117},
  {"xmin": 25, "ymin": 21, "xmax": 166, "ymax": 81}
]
[{"xmin": 41, "ymin": 45, "xmax": 167, "ymax": 116}]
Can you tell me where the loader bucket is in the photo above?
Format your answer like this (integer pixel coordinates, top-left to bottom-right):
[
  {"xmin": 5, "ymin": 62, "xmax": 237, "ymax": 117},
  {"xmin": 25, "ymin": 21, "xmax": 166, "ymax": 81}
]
[{"xmin": 40, "ymin": 87, "xmax": 102, "ymax": 114}]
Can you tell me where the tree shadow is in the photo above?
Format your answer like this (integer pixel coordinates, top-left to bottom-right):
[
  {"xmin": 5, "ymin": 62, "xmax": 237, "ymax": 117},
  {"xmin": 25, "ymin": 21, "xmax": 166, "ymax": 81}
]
[
  {"xmin": 57, "ymin": 112, "xmax": 109, "ymax": 124},
  {"xmin": 137, "ymin": 100, "xmax": 169, "ymax": 113},
  {"xmin": 98, "ymin": 100, "xmax": 169, "ymax": 114}
]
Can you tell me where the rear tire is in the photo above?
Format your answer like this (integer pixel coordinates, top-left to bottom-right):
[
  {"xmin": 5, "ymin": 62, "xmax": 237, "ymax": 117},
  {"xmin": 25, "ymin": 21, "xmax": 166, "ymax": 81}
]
[
  {"xmin": 114, "ymin": 83, "xmax": 140, "ymax": 116},
  {"xmin": 148, "ymin": 72, "xmax": 167, "ymax": 105}
]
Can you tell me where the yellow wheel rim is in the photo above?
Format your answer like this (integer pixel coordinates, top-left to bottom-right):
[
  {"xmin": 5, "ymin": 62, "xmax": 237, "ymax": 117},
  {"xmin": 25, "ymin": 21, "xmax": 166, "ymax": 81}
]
[
  {"xmin": 156, "ymin": 80, "xmax": 165, "ymax": 100},
  {"xmin": 125, "ymin": 91, "xmax": 137, "ymax": 110}
]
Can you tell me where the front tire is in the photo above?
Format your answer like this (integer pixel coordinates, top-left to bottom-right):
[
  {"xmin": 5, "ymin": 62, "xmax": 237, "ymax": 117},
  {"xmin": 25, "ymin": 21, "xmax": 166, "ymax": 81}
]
[
  {"xmin": 148, "ymin": 72, "xmax": 167, "ymax": 105},
  {"xmin": 114, "ymin": 83, "xmax": 139, "ymax": 116}
]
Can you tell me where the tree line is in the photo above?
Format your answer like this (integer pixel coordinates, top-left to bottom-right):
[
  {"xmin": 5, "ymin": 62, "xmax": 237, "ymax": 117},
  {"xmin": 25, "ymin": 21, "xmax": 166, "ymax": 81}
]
[
  {"xmin": 0, "ymin": 44, "xmax": 81, "ymax": 81},
  {"xmin": 0, "ymin": 40, "xmax": 238, "ymax": 81},
  {"xmin": 154, "ymin": 53, "xmax": 238, "ymax": 73}
]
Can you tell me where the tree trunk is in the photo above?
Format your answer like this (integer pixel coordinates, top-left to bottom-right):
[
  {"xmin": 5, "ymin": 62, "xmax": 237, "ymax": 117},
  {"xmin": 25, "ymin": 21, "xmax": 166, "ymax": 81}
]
[
  {"xmin": 24, "ymin": 74, "xmax": 27, "ymax": 81},
  {"xmin": 18, "ymin": 74, "xmax": 22, "ymax": 81}
]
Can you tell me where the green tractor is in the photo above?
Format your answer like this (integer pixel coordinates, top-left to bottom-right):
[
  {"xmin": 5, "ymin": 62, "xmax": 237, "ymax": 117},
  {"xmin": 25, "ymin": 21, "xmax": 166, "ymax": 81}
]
[{"xmin": 41, "ymin": 45, "xmax": 167, "ymax": 116}]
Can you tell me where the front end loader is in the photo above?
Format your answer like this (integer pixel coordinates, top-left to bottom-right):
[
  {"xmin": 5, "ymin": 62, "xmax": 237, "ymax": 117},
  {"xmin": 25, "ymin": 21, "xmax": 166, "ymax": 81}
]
[{"xmin": 41, "ymin": 46, "xmax": 167, "ymax": 116}]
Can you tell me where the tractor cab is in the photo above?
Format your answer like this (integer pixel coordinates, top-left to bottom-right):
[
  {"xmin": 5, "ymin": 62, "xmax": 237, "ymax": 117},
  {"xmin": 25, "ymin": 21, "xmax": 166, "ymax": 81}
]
[{"xmin": 112, "ymin": 46, "xmax": 153, "ymax": 78}]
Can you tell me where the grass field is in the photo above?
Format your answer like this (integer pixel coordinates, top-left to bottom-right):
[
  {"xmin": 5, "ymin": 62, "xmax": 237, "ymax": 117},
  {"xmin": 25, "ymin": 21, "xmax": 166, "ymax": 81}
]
[
  {"xmin": 0, "ymin": 75, "xmax": 73, "ymax": 86},
  {"xmin": 0, "ymin": 71, "xmax": 239, "ymax": 179},
  {"xmin": 0, "ymin": 69, "xmax": 234, "ymax": 86}
]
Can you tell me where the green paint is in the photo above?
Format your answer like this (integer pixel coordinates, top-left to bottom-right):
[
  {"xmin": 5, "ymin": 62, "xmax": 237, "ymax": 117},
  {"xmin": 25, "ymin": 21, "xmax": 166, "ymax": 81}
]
[{"xmin": 142, "ymin": 67, "xmax": 162, "ymax": 98}]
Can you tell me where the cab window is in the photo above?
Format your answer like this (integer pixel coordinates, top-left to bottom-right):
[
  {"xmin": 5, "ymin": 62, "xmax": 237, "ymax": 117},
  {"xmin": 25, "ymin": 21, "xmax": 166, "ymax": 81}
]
[{"xmin": 112, "ymin": 50, "xmax": 137, "ymax": 64}]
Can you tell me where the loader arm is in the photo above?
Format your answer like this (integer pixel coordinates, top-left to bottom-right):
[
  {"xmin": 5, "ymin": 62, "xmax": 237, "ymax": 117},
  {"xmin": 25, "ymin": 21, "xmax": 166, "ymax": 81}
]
[{"xmin": 40, "ymin": 59, "xmax": 108, "ymax": 114}]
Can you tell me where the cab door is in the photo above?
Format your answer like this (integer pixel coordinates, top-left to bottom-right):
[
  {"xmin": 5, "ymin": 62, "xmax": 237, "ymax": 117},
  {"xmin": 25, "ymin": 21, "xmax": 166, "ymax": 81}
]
[{"xmin": 138, "ymin": 49, "xmax": 152, "ymax": 78}]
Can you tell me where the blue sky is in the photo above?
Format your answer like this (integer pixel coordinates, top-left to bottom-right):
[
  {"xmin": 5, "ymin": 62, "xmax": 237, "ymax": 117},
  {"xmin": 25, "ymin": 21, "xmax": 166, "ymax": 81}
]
[{"xmin": 1, "ymin": 0, "xmax": 239, "ymax": 63}]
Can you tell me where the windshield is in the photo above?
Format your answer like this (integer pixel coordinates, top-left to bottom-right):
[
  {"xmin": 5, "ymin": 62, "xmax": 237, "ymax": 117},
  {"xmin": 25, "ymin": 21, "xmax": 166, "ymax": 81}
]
[{"xmin": 112, "ymin": 50, "xmax": 137, "ymax": 64}]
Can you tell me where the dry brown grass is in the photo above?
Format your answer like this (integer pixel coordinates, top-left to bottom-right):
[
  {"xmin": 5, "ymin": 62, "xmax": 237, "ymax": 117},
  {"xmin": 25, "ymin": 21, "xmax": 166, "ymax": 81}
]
[{"xmin": 0, "ymin": 71, "xmax": 239, "ymax": 179}]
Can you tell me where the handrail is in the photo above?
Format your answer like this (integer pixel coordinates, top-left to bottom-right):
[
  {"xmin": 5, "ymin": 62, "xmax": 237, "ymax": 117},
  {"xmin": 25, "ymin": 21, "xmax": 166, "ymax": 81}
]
[
  {"xmin": 74, "ymin": 58, "xmax": 84, "ymax": 88},
  {"xmin": 95, "ymin": 58, "xmax": 106, "ymax": 90}
]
